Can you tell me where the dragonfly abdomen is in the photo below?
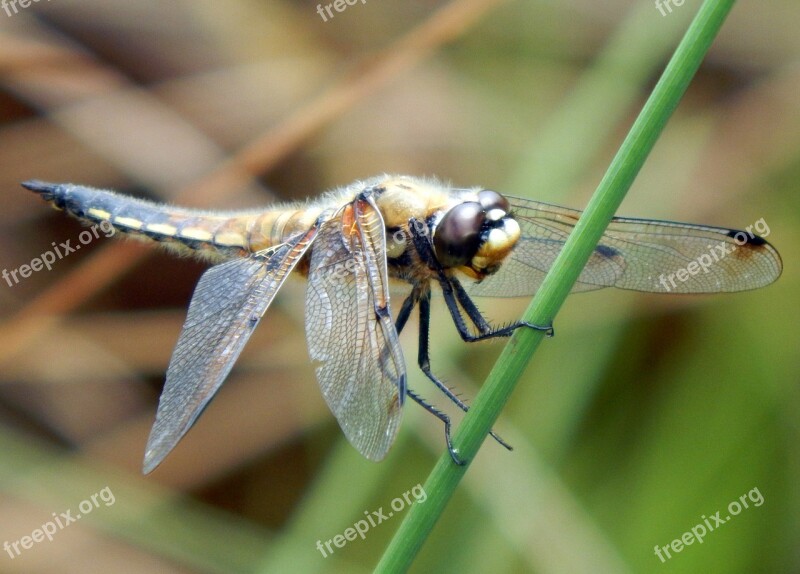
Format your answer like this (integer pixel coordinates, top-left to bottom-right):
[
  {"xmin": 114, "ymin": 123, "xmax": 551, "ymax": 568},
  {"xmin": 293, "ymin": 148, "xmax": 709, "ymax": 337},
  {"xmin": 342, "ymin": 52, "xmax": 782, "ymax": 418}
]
[{"xmin": 22, "ymin": 180, "xmax": 312, "ymax": 261}]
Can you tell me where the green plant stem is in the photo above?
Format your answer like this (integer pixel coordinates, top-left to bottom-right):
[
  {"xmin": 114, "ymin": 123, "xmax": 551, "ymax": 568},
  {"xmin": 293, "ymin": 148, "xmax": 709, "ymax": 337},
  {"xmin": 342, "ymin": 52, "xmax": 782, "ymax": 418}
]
[{"xmin": 375, "ymin": 0, "xmax": 736, "ymax": 571}]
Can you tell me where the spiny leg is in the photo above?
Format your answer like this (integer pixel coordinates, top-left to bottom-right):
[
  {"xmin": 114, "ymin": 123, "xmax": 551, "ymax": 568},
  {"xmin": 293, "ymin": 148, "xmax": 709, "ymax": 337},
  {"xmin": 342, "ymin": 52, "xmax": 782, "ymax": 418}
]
[
  {"xmin": 406, "ymin": 388, "xmax": 464, "ymax": 466},
  {"xmin": 393, "ymin": 286, "xmax": 417, "ymax": 335},
  {"xmin": 407, "ymin": 216, "xmax": 553, "ymax": 341},
  {"xmin": 394, "ymin": 283, "xmax": 512, "ymax": 453},
  {"xmin": 450, "ymin": 276, "xmax": 554, "ymax": 341},
  {"xmin": 416, "ymin": 290, "xmax": 513, "ymax": 451}
]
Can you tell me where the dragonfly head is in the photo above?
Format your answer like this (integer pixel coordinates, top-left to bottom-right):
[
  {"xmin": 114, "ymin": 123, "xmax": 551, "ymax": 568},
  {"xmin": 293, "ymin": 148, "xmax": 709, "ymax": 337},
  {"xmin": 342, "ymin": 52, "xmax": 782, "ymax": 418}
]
[{"xmin": 432, "ymin": 189, "xmax": 520, "ymax": 280}]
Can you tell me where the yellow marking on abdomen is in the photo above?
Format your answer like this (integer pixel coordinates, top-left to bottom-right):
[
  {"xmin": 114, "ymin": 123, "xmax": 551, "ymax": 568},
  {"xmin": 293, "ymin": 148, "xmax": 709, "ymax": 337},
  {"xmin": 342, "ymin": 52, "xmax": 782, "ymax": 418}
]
[
  {"xmin": 179, "ymin": 227, "xmax": 214, "ymax": 242},
  {"xmin": 87, "ymin": 208, "xmax": 111, "ymax": 220},
  {"xmin": 113, "ymin": 216, "xmax": 143, "ymax": 230},
  {"xmin": 145, "ymin": 223, "xmax": 178, "ymax": 236},
  {"xmin": 213, "ymin": 231, "xmax": 246, "ymax": 247}
]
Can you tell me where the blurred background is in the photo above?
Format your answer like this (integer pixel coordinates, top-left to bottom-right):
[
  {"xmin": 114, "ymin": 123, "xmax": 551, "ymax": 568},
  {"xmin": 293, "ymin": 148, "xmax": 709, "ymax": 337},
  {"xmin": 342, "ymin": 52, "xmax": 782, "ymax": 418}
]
[{"xmin": 0, "ymin": 0, "xmax": 798, "ymax": 572}]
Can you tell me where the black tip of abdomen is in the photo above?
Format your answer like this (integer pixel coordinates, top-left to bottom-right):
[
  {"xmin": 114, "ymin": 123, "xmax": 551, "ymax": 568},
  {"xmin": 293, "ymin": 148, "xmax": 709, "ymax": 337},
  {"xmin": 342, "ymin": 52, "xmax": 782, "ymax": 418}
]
[
  {"xmin": 22, "ymin": 179, "xmax": 61, "ymax": 199},
  {"xmin": 22, "ymin": 180, "xmax": 71, "ymax": 209},
  {"xmin": 22, "ymin": 181, "xmax": 92, "ymax": 214}
]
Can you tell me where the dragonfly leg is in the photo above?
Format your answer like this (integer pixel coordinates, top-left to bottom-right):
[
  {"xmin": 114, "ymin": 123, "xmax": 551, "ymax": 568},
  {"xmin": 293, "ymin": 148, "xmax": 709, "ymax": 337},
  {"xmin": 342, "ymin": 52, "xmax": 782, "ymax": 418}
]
[
  {"xmin": 450, "ymin": 277, "xmax": 554, "ymax": 340},
  {"xmin": 406, "ymin": 388, "xmax": 465, "ymax": 466},
  {"xmin": 407, "ymin": 217, "xmax": 553, "ymax": 342},
  {"xmin": 416, "ymin": 290, "xmax": 513, "ymax": 451},
  {"xmin": 394, "ymin": 282, "xmax": 511, "ymax": 453},
  {"xmin": 393, "ymin": 288, "xmax": 418, "ymax": 336}
]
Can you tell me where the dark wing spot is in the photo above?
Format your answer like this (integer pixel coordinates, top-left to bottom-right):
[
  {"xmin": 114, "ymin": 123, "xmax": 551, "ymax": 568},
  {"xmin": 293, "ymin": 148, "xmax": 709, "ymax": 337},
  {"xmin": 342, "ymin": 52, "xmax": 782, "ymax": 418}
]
[
  {"xmin": 726, "ymin": 229, "xmax": 767, "ymax": 246},
  {"xmin": 595, "ymin": 245, "xmax": 620, "ymax": 258},
  {"xmin": 725, "ymin": 229, "xmax": 771, "ymax": 261}
]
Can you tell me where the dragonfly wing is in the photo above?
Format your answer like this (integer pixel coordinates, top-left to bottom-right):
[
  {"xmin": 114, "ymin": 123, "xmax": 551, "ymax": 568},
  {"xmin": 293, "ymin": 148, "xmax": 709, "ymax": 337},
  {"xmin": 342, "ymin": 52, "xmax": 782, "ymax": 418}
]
[
  {"xmin": 467, "ymin": 196, "xmax": 782, "ymax": 297},
  {"xmin": 305, "ymin": 198, "xmax": 406, "ymax": 461},
  {"xmin": 143, "ymin": 227, "xmax": 318, "ymax": 473}
]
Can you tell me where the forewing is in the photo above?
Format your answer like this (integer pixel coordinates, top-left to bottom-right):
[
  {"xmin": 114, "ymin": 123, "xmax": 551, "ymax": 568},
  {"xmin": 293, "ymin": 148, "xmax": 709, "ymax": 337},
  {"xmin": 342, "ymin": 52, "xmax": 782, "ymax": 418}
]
[
  {"xmin": 305, "ymin": 200, "xmax": 406, "ymax": 461},
  {"xmin": 143, "ymin": 228, "xmax": 317, "ymax": 473},
  {"xmin": 467, "ymin": 196, "xmax": 782, "ymax": 297}
]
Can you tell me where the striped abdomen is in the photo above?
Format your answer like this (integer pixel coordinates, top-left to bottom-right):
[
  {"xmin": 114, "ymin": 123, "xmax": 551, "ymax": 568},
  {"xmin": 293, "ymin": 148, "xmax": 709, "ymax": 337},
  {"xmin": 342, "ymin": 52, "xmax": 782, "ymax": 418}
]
[{"xmin": 22, "ymin": 181, "xmax": 324, "ymax": 262}]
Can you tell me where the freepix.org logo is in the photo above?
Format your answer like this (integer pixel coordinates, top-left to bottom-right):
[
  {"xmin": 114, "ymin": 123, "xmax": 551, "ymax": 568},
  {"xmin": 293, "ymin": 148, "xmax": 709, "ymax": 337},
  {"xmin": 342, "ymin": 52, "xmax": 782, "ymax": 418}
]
[
  {"xmin": 655, "ymin": 0, "xmax": 685, "ymax": 17},
  {"xmin": 2, "ymin": 221, "xmax": 115, "ymax": 287},
  {"xmin": 658, "ymin": 217, "xmax": 771, "ymax": 292},
  {"xmin": 316, "ymin": 483, "xmax": 427, "ymax": 558},
  {"xmin": 2, "ymin": 0, "xmax": 51, "ymax": 18},
  {"xmin": 4, "ymin": 486, "xmax": 116, "ymax": 560},
  {"xmin": 654, "ymin": 487, "xmax": 764, "ymax": 563},
  {"xmin": 316, "ymin": 0, "xmax": 367, "ymax": 23}
]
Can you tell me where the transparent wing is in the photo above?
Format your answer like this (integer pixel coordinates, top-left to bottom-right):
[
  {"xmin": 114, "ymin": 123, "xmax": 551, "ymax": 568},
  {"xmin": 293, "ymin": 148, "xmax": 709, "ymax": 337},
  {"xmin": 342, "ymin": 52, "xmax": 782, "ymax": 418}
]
[
  {"xmin": 305, "ymin": 198, "xmax": 406, "ymax": 461},
  {"xmin": 467, "ymin": 196, "xmax": 783, "ymax": 298},
  {"xmin": 143, "ymin": 227, "xmax": 318, "ymax": 473}
]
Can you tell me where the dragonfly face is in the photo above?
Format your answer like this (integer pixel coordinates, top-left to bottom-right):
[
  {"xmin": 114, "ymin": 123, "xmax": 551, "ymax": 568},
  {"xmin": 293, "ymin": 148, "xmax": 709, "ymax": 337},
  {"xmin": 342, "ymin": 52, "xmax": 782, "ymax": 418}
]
[
  {"xmin": 431, "ymin": 189, "xmax": 520, "ymax": 279},
  {"xmin": 372, "ymin": 179, "xmax": 521, "ymax": 286},
  {"xmin": 22, "ymin": 175, "xmax": 782, "ymax": 471}
]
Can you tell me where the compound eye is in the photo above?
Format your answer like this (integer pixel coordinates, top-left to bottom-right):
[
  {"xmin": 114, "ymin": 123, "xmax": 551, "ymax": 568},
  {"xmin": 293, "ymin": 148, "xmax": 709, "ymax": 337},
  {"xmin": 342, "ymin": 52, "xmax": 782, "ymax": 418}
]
[
  {"xmin": 433, "ymin": 202, "xmax": 485, "ymax": 268},
  {"xmin": 477, "ymin": 189, "xmax": 509, "ymax": 213}
]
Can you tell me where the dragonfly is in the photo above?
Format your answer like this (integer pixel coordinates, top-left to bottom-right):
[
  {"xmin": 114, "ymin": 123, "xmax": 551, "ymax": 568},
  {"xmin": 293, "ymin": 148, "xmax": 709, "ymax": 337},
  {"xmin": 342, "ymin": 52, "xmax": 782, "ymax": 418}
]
[{"xmin": 22, "ymin": 175, "xmax": 782, "ymax": 472}]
